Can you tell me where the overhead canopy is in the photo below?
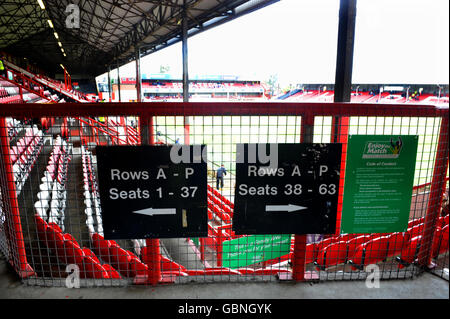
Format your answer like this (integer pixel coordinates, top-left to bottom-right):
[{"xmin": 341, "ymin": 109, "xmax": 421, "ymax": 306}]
[{"xmin": 0, "ymin": 0, "xmax": 277, "ymax": 77}]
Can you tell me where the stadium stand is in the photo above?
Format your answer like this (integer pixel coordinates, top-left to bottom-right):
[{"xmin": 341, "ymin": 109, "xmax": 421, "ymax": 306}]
[
  {"xmin": 0, "ymin": 0, "xmax": 447, "ymax": 288},
  {"xmin": 2, "ymin": 60, "xmax": 91, "ymax": 103}
]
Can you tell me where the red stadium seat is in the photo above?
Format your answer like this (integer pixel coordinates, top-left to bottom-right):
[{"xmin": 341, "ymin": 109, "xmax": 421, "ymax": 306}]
[
  {"xmin": 62, "ymin": 237, "xmax": 85, "ymax": 264},
  {"xmin": 362, "ymin": 236, "xmax": 390, "ymax": 265},
  {"xmin": 440, "ymin": 215, "xmax": 449, "ymax": 228},
  {"xmin": 184, "ymin": 269, "xmax": 206, "ymax": 276},
  {"xmin": 92, "ymin": 233, "xmax": 112, "ymax": 262},
  {"xmin": 433, "ymin": 224, "xmax": 449, "ymax": 257},
  {"xmin": 315, "ymin": 240, "xmax": 348, "ymax": 270},
  {"xmin": 431, "ymin": 227, "xmax": 442, "ymax": 258},
  {"xmin": 237, "ymin": 268, "xmax": 255, "ymax": 275},
  {"xmin": 349, "ymin": 236, "xmax": 389, "ymax": 270},
  {"xmin": 161, "ymin": 271, "xmax": 189, "ymax": 277},
  {"xmin": 48, "ymin": 222, "xmax": 63, "ymax": 234},
  {"xmin": 128, "ymin": 256, "xmax": 148, "ymax": 277},
  {"xmin": 108, "ymin": 245, "xmax": 132, "ymax": 277},
  {"xmin": 203, "ymin": 267, "xmax": 241, "ymax": 275},
  {"xmin": 34, "ymin": 215, "xmax": 48, "ymax": 242},
  {"xmin": 347, "ymin": 235, "xmax": 372, "ymax": 259},
  {"xmin": 386, "ymin": 232, "xmax": 410, "ymax": 257},
  {"xmin": 305, "ymin": 243, "xmax": 316, "ymax": 264},
  {"xmin": 102, "ymin": 264, "xmax": 122, "ymax": 279},
  {"xmin": 159, "ymin": 255, "xmax": 187, "ymax": 272},
  {"xmin": 397, "ymin": 236, "xmax": 422, "ymax": 268},
  {"xmin": 82, "ymin": 248, "xmax": 100, "ymax": 264},
  {"xmin": 45, "ymin": 222, "xmax": 64, "ymax": 251},
  {"xmin": 81, "ymin": 256, "xmax": 110, "ymax": 279},
  {"xmin": 253, "ymin": 268, "xmax": 291, "ymax": 275},
  {"xmin": 407, "ymin": 223, "xmax": 425, "ymax": 238}
]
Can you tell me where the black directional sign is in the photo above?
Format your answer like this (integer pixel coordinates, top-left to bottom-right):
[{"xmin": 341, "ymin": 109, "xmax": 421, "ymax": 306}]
[
  {"xmin": 96, "ymin": 145, "xmax": 207, "ymax": 239},
  {"xmin": 232, "ymin": 143, "xmax": 342, "ymax": 235}
]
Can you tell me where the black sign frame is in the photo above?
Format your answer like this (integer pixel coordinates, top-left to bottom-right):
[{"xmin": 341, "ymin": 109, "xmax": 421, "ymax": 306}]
[
  {"xmin": 96, "ymin": 145, "xmax": 208, "ymax": 239},
  {"xmin": 232, "ymin": 143, "xmax": 342, "ymax": 235}
]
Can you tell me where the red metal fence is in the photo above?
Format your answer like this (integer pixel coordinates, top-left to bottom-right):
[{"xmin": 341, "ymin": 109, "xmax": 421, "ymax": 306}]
[{"xmin": 0, "ymin": 102, "xmax": 448, "ymax": 286}]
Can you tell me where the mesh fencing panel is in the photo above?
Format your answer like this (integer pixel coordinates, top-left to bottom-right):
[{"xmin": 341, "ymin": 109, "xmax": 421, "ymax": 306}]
[{"xmin": 0, "ymin": 103, "xmax": 448, "ymax": 286}]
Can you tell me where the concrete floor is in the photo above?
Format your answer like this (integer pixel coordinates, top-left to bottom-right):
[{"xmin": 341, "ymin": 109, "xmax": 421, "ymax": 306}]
[{"xmin": 0, "ymin": 255, "xmax": 448, "ymax": 299}]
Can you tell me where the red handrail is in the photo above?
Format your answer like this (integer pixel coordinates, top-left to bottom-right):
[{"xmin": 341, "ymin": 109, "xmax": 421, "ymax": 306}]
[{"xmin": 0, "ymin": 101, "xmax": 447, "ymax": 118}]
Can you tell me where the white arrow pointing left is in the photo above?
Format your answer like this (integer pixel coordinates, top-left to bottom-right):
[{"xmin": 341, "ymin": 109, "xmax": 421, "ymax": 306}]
[{"xmin": 133, "ymin": 208, "xmax": 176, "ymax": 216}]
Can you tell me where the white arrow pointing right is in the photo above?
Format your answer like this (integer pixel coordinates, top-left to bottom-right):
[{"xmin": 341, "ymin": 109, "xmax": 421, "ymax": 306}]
[{"xmin": 265, "ymin": 204, "xmax": 308, "ymax": 213}]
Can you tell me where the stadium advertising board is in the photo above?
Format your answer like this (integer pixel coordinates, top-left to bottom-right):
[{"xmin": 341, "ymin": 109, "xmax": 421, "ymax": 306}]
[{"xmin": 222, "ymin": 234, "xmax": 292, "ymax": 268}]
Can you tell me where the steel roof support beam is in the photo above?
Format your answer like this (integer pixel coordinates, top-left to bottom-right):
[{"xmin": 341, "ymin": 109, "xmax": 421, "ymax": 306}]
[
  {"xmin": 334, "ymin": 0, "xmax": 357, "ymax": 103},
  {"xmin": 182, "ymin": 3, "xmax": 189, "ymax": 103},
  {"xmin": 107, "ymin": 66, "xmax": 112, "ymax": 102},
  {"xmin": 117, "ymin": 60, "xmax": 121, "ymax": 102},
  {"xmin": 332, "ymin": 0, "xmax": 356, "ymax": 145},
  {"xmin": 135, "ymin": 47, "xmax": 142, "ymax": 103},
  {"xmin": 182, "ymin": 1, "xmax": 190, "ymax": 144}
]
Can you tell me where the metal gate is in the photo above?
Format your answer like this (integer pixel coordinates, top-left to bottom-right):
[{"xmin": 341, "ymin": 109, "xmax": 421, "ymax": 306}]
[{"xmin": 0, "ymin": 102, "xmax": 448, "ymax": 286}]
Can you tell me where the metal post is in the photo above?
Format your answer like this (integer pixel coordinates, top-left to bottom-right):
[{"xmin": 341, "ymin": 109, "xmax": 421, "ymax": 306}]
[
  {"xmin": 117, "ymin": 61, "xmax": 121, "ymax": 102},
  {"xmin": 333, "ymin": 0, "xmax": 357, "ymax": 104},
  {"xmin": 182, "ymin": 1, "xmax": 190, "ymax": 144},
  {"xmin": 64, "ymin": 70, "xmax": 67, "ymax": 90},
  {"xmin": 437, "ymin": 85, "xmax": 441, "ymax": 104},
  {"xmin": 138, "ymin": 115, "xmax": 160, "ymax": 285},
  {"xmin": 107, "ymin": 67, "xmax": 112, "ymax": 102},
  {"xmin": 135, "ymin": 47, "xmax": 142, "ymax": 103},
  {"xmin": 292, "ymin": 113, "xmax": 314, "ymax": 281},
  {"xmin": 0, "ymin": 117, "xmax": 35, "ymax": 278},
  {"xmin": 331, "ymin": 0, "xmax": 356, "ymax": 235},
  {"xmin": 333, "ymin": 0, "xmax": 356, "ymax": 141}
]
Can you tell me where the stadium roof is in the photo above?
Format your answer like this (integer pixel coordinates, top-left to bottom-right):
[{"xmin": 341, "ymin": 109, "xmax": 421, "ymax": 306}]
[{"xmin": 0, "ymin": 0, "xmax": 277, "ymax": 77}]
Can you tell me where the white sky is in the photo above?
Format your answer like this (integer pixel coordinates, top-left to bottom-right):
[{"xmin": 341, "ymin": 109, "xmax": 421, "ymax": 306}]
[{"xmin": 101, "ymin": 0, "xmax": 449, "ymax": 87}]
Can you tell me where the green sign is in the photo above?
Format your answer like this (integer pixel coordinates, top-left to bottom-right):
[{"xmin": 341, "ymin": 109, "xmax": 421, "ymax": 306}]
[
  {"xmin": 222, "ymin": 234, "xmax": 291, "ymax": 269},
  {"xmin": 341, "ymin": 135, "xmax": 418, "ymax": 234}
]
